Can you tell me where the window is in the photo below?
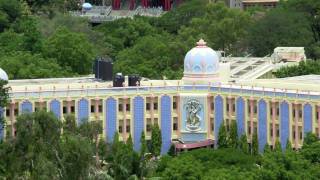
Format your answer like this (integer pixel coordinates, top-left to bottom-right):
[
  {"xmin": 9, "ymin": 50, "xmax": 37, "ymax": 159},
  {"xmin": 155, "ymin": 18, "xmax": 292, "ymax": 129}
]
[
  {"xmin": 146, "ymin": 118, "xmax": 152, "ymax": 132},
  {"xmin": 292, "ymin": 126, "xmax": 296, "ymax": 139},
  {"xmin": 210, "ymin": 118, "xmax": 214, "ymax": 132},
  {"xmin": 173, "ymin": 102, "xmax": 177, "ymax": 109},
  {"xmin": 98, "ymin": 105, "xmax": 103, "ymax": 113},
  {"xmin": 118, "ymin": 104, "xmax": 123, "ymax": 111},
  {"xmin": 153, "ymin": 103, "xmax": 158, "ymax": 110},
  {"xmin": 6, "ymin": 109, "xmax": 10, "ymax": 116},
  {"xmin": 126, "ymin": 125, "xmax": 130, "ymax": 133},
  {"xmin": 126, "ymin": 104, "xmax": 130, "ymax": 111},
  {"xmin": 14, "ymin": 108, "xmax": 18, "ymax": 116},
  {"xmin": 154, "ymin": 118, "xmax": 158, "ymax": 125},
  {"xmin": 211, "ymin": 102, "xmax": 214, "ymax": 110},
  {"xmin": 91, "ymin": 105, "xmax": 95, "ymax": 113},
  {"xmin": 173, "ymin": 117, "xmax": 178, "ymax": 131},
  {"xmin": 226, "ymin": 103, "xmax": 229, "ymax": 112},
  {"xmin": 118, "ymin": 126, "xmax": 123, "ymax": 133},
  {"xmin": 63, "ymin": 107, "xmax": 67, "ymax": 114},
  {"xmin": 146, "ymin": 103, "xmax": 150, "ymax": 110},
  {"xmin": 71, "ymin": 106, "xmax": 75, "ymax": 113},
  {"xmin": 299, "ymin": 109, "xmax": 302, "ymax": 118},
  {"xmin": 232, "ymin": 104, "xmax": 235, "ymax": 113}
]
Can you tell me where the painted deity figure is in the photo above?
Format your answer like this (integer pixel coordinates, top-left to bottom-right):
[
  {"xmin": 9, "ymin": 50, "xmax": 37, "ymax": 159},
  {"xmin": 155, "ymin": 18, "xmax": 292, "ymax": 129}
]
[{"xmin": 185, "ymin": 99, "xmax": 201, "ymax": 131}]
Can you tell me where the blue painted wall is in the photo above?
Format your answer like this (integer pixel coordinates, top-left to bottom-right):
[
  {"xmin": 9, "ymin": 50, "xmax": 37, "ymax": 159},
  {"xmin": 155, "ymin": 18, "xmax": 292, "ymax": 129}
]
[
  {"xmin": 106, "ymin": 97, "xmax": 117, "ymax": 143},
  {"xmin": 280, "ymin": 101, "xmax": 290, "ymax": 150},
  {"xmin": 78, "ymin": 99, "xmax": 89, "ymax": 125},
  {"xmin": 303, "ymin": 104, "xmax": 312, "ymax": 137},
  {"xmin": 50, "ymin": 100, "xmax": 61, "ymax": 119},
  {"xmin": 236, "ymin": 97, "xmax": 245, "ymax": 137},
  {"xmin": 161, "ymin": 95, "xmax": 171, "ymax": 154},
  {"xmin": 21, "ymin": 101, "xmax": 32, "ymax": 113},
  {"xmin": 214, "ymin": 95, "xmax": 223, "ymax": 147},
  {"xmin": 258, "ymin": 99, "xmax": 267, "ymax": 152},
  {"xmin": 133, "ymin": 96, "xmax": 144, "ymax": 151},
  {"xmin": 0, "ymin": 107, "xmax": 3, "ymax": 140}
]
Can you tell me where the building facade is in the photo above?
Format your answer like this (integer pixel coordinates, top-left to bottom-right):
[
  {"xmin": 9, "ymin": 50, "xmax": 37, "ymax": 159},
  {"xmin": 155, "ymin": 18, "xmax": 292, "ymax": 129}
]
[{"xmin": 0, "ymin": 39, "xmax": 319, "ymax": 154}]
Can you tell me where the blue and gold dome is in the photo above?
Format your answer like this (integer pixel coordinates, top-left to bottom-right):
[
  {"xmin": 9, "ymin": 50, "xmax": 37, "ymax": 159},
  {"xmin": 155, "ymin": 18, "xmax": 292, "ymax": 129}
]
[{"xmin": 183, "ymin": 39, "xmax": 220, "ymax": 84}]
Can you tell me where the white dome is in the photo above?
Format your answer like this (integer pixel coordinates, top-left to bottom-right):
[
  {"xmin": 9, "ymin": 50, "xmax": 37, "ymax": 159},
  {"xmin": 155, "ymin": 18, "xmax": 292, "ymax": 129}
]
[
  {"xmin": 184, "ymin": 39, "xmax": 219, "ymax": 75},
  {"xmin": 0, "ymin": 68, "xmax": 8, "ymax": 81}
]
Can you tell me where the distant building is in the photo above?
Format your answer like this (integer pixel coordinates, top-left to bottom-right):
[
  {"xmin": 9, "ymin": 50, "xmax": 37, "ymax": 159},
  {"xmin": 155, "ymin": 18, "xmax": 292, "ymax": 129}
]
[
  {"xmin": 0, "ymin": 39, "xmax": 318, "ymax": 154},
  {"xmin": 230, "ymin": 0, "xmax": 279, "ymax": 10}
]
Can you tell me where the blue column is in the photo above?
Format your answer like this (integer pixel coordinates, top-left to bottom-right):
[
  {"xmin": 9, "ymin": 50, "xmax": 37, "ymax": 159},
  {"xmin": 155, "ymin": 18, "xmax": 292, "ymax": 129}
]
[
  {"xmin": 21, "ymin": 101, "xmax": 32, "ymax": 113},
  {"xmin": 0, "ymin": 107, "xmax": 4, "ymax": 140},
  {"xmin": 133, "ymin": 96, "xmax": 144, "ymax": 151},
  {"xmin": 214, "ymin": 95, "xmax": 223, "ymax": 147},
  {"xmin": 78, "ymin": 98, "xmax": 89, "ymax": 125},
  {"xmin": 236, "ymin": 97, "xmax": 245, "ymax": 137},
  {"xmin": 303, "ymin": 103, "xmax": 312, "ymax": 137},
  {"xmin": 161, "ymin": 95, "xmax": 171, "ymax": 154},
  {"xmin": 258, "ymin": 99, "xmax": 267, "ymax": 152},
  {"xmin": 50, "ymin": 100, "xmax": 61, "ymax": 119},
  {"xmin": 106, "ymin": 97, "xmax": 117, "ymax": 143},
  {"xmin": 280, "ymin": 101, "xmax": 289, "ymax": 150}
]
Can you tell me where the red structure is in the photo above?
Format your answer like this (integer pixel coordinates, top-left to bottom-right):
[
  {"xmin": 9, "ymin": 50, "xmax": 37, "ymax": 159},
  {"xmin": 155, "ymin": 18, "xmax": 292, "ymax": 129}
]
[
  {"xmin": 112, "ymin": 0, "xmax": 178, "ymax": 11},
  {"xmin": 112, "ymin": 0, "xmax": 121, "ymax": 10},
  {"xmin": 129, "ymin": 0, "xmax": 136, "ymax": 10}
]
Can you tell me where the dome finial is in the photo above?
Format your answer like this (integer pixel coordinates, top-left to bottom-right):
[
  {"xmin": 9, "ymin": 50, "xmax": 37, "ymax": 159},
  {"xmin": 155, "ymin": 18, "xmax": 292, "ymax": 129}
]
[{"xmin": 196, "ymin": 39, "xmax": 207, "ymax": 47}]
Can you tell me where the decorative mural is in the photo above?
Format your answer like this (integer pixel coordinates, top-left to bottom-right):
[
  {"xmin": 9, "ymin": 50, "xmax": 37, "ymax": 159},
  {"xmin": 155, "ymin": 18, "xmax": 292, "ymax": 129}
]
[{"xmin": 180, "ymin": 94, "xmax": 207, "ymax": 142}]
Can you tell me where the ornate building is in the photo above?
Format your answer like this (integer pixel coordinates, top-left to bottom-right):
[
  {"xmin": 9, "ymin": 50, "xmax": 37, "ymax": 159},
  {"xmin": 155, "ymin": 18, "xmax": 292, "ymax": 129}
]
[{"xmin": 0, "ymin": 39, "xmax": 319, "ymax": 154}]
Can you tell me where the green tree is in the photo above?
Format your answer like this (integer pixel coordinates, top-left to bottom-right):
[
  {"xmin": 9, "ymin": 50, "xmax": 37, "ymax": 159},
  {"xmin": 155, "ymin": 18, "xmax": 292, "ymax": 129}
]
[
  {"xmin": 127, "ymin": 134, "xmax": 133, "ymax": 151},
  {"xmin": 251, "ymin": 132, "xmax": 258, "ymax": 155},
  {"xmin": 114, "ymin": 34, "xmax": 183, "ymax": 79},
  {"xmin": 150, "ymin": 124, "xmax": 162, "ymax": 157},
  {"xmin": 112, "ymin": 132, "xmax": 120, "ymax": 154},
  {"xmin": 286, "ymin": 139, "xmax": 293, "ymax": 152},
  {"xmin": 229, "ymin": 120, "xmax": 238, "ymax": 148},
  {"xmin": 303, "ymin": 132, "xmax": 318, "ymax": 146},
  {"xmin": 161, "ymin": 155, "xmax": 204, "ymax": 180},
  {"xmin": 140, "ymin": 131, "xmax": 147, "ymax": 156},
  {"xmin": 0, "ymin": 79, "xmax": 9, "ymax": 108},
  {"xmin": 0, "ymin": 0, "xmax": 22, "ymax": 32},
  {"xmin": 63, "ymin": 114, "xmax": 77, "ymax": 134},
  {"xmin": 43, "ymin": 27, "xmax": 95, "ymax": 74},
  {"xmin": 263, "ymin": 144, "xmax": 271, "ymax": 154},
  {"xmin": 274, "ymin": 139, "xmax": 282, "ymax": 152},
  {"xmin": 247, "ymin": 8, "xmax": 313, "ymax": 57},
  {"xmin": 59, "ymin": 134, "xmax": 94, "ymax": 180},
  {"xmin": 239, "ymin": 134, "xmax": 249, "ymax": 154},
  {"xmin": 217, "ymin": 123, "xmax": 228, "ymax": 148},
  {"xmin": 0, "ymin": 52, "xmax": 73, "ymax": 79}
]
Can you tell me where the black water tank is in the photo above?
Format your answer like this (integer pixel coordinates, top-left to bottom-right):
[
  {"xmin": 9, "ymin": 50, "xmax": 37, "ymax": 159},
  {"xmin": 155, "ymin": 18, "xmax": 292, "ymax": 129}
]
[
  {"xmin": 94, "ymin": 58, "xmax": 113, "ymax": 81},
  {"xmin": 113, "ymin": 73, "xmax": 124, "ymax": 87},
  {"xmin": 128, "ymin": 75, "xmax": 140, "ymax": 86},
  {"xmin": 99, "ymin": 60, "xmax": 113, "ymax": 81}
]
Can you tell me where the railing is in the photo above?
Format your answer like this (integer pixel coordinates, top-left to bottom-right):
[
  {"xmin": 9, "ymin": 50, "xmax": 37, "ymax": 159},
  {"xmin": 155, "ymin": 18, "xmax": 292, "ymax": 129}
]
[{"xmin": 9, "ymin": 84, "xmax": 320, "ymax": 101}]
